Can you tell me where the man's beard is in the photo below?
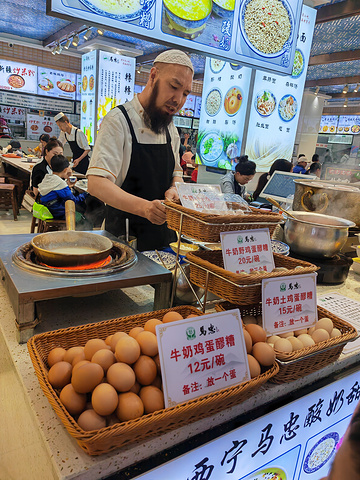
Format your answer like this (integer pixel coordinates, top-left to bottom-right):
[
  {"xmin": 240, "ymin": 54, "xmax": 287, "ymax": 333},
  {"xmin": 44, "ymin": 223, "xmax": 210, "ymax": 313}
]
[{"xmin": 143, "ymin": 80, "xmax": 175, "ymax": 134}]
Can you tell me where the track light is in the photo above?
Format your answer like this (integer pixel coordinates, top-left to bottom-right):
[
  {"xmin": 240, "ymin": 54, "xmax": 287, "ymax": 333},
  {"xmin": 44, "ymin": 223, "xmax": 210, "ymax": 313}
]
[
  {"xmin": 97, "ymin": 28, "xmax": 104, "ymax": 35},
  {"xmin": 136, "ymin": 66, "xmax": 142, "ymax": 74},
  {"xmin": 57, "ymin": 44, "xmax": 63, "ymax": 54},
  {"xmin": 344, "ymin": 98, "xmax": 348, "ymax": 107},
  {"xmin": 354, "ymin": 84, "xmax": 360, "ymax": 93},
  {"xmin": 64, "ymin": 38, "xmax": 71, "ymax": 50},
  {"xmin": 51, "ymin": 46, "xmax": 57, "ymax": 55},
  {"xmin": 314, "ymin": 86, "xmax": 320, "ymax": 95},
  {"xmin": 343, "ymin": 84, "xmax": 349, "ymax": 94},
  {"xmin": 72, "ymin": 34, "xmax": 80, "ymax": 47},
  {"xmin": 83, "ymin": 28, "xmax": 92, "ymax": 41}
]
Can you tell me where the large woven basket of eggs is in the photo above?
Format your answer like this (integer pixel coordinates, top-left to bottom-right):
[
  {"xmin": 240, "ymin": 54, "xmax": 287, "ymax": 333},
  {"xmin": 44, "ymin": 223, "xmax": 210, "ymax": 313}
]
[
  {"xmin": 27, "ymin": 305, "xmax": 278, "ymax": 455},
  {"xmin": 215, "ymin": 303, "xmax": 357, "ymax": 383}
]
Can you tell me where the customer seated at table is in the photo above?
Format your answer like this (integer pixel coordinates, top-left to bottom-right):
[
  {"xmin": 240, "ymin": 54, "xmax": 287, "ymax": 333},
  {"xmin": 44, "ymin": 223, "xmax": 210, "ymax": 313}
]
[
  {"xmin": 182, "ymin": 145, "xmax": 194, "ymax": 166},
  {"xmin": 31, "ymin": 138, "xmax": 63, "ymax": 197},
  {"xmin": 311, "ymin": 153, "xmax": 320, "ymax": 163},
  {"xmin": 293, "ymin": 157, "xmax": 308, "ymax": 174},
  {"xmin": 252, "ymin": 159, "xmax": 293, "ymax": 201},
  {"xmin": 306, "ymin": 162, "xmax": 321, "ymax": 178},
  {"xmin": 220, "ymin": 155, "xmax": 256, "ymax": 201},
  {"xmin": 3, "ymin": 140, "xmax": 22, "ymax": 154},
  {"xmin": 38, "ymin": 154, "xmax": 89, "ymax": 224},
  {"xmin": 28, "ymin": 134, "xmax": 50, "ymax": 158}
]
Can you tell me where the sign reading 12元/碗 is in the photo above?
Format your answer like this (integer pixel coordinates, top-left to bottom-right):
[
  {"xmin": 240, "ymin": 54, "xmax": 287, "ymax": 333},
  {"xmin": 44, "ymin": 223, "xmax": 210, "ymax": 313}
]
[{"xmin": 48, "ymin": 0, "xmax": 303, "ymax": 75}]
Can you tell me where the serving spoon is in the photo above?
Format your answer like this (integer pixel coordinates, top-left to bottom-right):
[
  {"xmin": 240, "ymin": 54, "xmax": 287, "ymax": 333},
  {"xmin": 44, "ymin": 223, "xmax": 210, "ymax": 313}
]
[{"xmin": 266, "ymin": 197, "xmax": 298, "ymax": 220}]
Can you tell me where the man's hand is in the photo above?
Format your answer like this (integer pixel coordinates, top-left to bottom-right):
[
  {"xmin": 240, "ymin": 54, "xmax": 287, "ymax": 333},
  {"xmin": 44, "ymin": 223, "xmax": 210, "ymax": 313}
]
[
  {"xmin": 164, "ymin": 185, "xmax": 179, "ymax": 202},
  {"xmin": 72, "ymin": 158, "xmax": 80, "ymax": 167},
  {"xmin": 144, "ymin": 200, "xmax": 166, "ymax": 225}
]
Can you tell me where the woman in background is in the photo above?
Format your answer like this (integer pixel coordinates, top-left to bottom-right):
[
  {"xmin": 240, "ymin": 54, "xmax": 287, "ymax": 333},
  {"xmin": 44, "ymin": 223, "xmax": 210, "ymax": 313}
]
[
  {"xmin": 220, "ymin": 155, "xmax": 256, "ymax": 201},
  {"xmin": 306, "ymin": 162, "xmax": 321, "ymax": 178},
  {"xmin": 252, "ymin": 159, "xmax": 293, "ymax": 201},
  {"xmin": 31, "ymin": 138, "xmax": 63, "ymax": 197},
  {"xmin": 28, "ymin": 134, "xmax": 50, "ymax": 158}
]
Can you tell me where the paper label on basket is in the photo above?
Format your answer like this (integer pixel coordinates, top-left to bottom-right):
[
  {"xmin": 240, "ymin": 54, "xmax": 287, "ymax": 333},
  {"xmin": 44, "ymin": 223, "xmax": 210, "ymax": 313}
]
[
  {"xmin": 176, "ymin": 182, "xmax": 221, "ymax": 209},
  {"xmin": 220, "ymin": 228, "xmax": 275, "ymax": 274},
  {"xmin": 156, "ymin": 309, "xmax": 250, "ymax": 408},
  {"xmin": 318, "ymin": 293, "xmax": 360, "ymax": 354},
  {"xmin": 262, "ymin": 273, "xmax": 318, "ymax": 336}
]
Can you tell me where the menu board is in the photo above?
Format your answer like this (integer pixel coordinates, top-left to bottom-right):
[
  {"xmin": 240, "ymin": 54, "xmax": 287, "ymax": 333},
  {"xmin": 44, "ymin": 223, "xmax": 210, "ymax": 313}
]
[
  {"xmin": 178, "ymin": 94, "xmax": 197, "ymax": 118},
  {"xmin": 37, "ymin": 68, "xmax": 77, "ymax": 100},
  {"xmin": 49, "ymin": 0, "xmax": 303, "ymax": 75},
  {"xmin": 245, "ymin": 4, "xmax": 316, "ymax": 172},
  {"xmin": 0, "ymin": 90, "xmax": 74, "ymax": 113},
  {"xmin": 196, "ymin": 57, "xmax": 252, "ymax": 170},
  {"xmin": 76, "ymin": 74, "xmax": 82, "ymax": 102},
  {"xmin": 0, "ymin": 105, "xmax": 25, "ymax": 122},
  {"xmin": 319, "ymin": 115, "xmax": 339, "ymax": 134},
  {"xmin": 97, "ymin": 51, "xmax": 135, "ymax": 131},
  {"xmin": 26, "ymin": 114, "xmax": 59, "ymax": 140},
  {"xmin": 81, "ymin": 50, "xmax": 97, "ymax": 146},
  {"xmin": 0, "ymin": 60, "xmax": 37, "ymax": 94},
  {"xmin": 337, "ymin": 115, "xmax": 360, "ymax": 135}
]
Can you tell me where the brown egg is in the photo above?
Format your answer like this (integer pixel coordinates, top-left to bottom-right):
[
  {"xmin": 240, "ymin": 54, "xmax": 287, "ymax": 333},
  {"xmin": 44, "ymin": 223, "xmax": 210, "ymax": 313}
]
[
  {"xmin": 153, "ymin": 354, "xmax": 161, "ymax": 373},
  {"xmin": 331, "ymin": 328, "xmax": 341, "ymax": 338},
  {"xmin": 48, "ymin": 361, "xmax": 72, "ymax": 389},
  {"xmin": 311, "ymin": 328, "xmax": 330, "ymax": 344},
  {"xmin": 162, "ymin": 311, "xmax": 183, "ymax": 323},
  {"xmin": 72, "ymin": 351, "xmax": 86, "ymax": 367},
  {"xmin": 110, "ymin": 331, "xmax": 128, "ymax": 352},
  {"xmin": 278, "ymin": 331, "xmax": 294, "ymax": 338},
  {"xmin": 143, "ymin": 318, "xmax": 163, "ymax": 335},
  {"xmin": 315, "ymin": 318, "xmax": 334, "ymax": 334},
  {"xmin": 252, "ymin": 342, "xmax": 276, "ymax": 367},
  {"xmin": 91, "ymin": 383, "xmax": 118, "ymax": 416},
  {"xmin": 84, "ymin": 339, "xmax": 109, "ymax": 360},
  {"xmin": 105, "ymin": 334, "xmax": 113, "ymax": 346},
  {"xmin": 77, "ymin": 409, "xmax": 106, "ymax": 431},
  {"xmin": 139, "ymin": 386, "xmax": 165, "ymax": 413},
  {"xmin": 91, "ymin": 349, "xmax": 116, "ymax": 373},
  {"xmin": 245, "ymin": 324, "xmax": 267, "ymax": 344},
  {"xmin": 63, "ymin": 346, "xmax": 84, "ymax": 364},
  {"xmin": 136, "ymin": 331, "xmax": 158, "ymax": 357},
  {"xmin": 107, "ymin": 362, "xmax": 136, "ymax": 392},
  {"xmin": 294, "ymin": 328, "xmax": 307, "ymax": 336},
  {"xmin": 128, "ymin": 327, "xmax": 144, "ymax": 339},
  {"xmin": 115, "ymin": 335, "xmax": 141, "ymax": 364},
  {"xmin": 242, "ymin": 315, "xmax": 257, "ymax": 325},
  {"xmin": 72, "ymin": 360, "xmax": 90, "ymax": 372},
  {"xmin": 186, "ymin": 314, "xmax": 198, "ymax": 318},
  {"xmin": 133, "ymin": 355, "xmax": 157, "ymax": 385},
  {"xmin": 116, "ymin": 392, "xmax": 144, "ymax": 422},
  {"xmin": 288, "ymin": 336, "xmax": 304, "ymax": 351},
  {"xmin": 60, "ymin": 384, "xmax": 86, "ymax": 416},
  {"xmin": 308, "ymin": 326, "xmax": 316, "ymax": 335},
  {"xmin": 274, "ymin": 338, "xmax": 293, "ymax": 353},
  {"xmin": 247, "ymin": 354, "xmax": 261, "ymax": 378},
  {"xmin": 129, "ymin": 381, "xmax": 141, "ymax": 395},
  {"xmin": 267, "ymin": 335, "xmax": 281, "ymax": 345},
  {"xmin": 47, "ymin": 347, "xmax": 67, "ymax": 367},
  {"xmin": 243, "ymin": 329, "xmax": 252, "ymax": 354},
  {"xmin": 71, "ymin": 363, "xmax": 104, "ymax": 393},
  {"xmin": 297, "ymin": 334, "xmax": 315, "ymax": 348}
]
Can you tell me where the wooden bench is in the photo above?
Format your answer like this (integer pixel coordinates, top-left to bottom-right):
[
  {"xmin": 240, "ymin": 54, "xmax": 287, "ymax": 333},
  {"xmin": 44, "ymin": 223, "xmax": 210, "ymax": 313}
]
[{"xmin": 0, "ymin": 184, "xmax": 18, "ymax": 220}]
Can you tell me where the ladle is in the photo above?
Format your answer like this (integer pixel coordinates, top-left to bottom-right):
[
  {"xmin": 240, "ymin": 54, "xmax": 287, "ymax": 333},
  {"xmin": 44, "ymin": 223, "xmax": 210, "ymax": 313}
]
[{"xmin": 266, "ymin": 197, "xmax": 298, "ymax": 220}]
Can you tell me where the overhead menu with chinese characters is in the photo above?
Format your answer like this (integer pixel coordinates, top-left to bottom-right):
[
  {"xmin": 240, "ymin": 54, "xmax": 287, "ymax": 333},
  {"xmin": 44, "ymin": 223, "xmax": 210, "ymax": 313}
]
[
  {"xmin": 49, "ymin": 0, "xmax": 303, "ymax": 75},
  {"xmin": 319, "ymin": 115, "xmax": 339, "ymax": 134},
  {"xmin": 37, "ymin": 68, "xmax": 77, "ymax": 100},
  {"xmin": 337, "ymin": 115, "xmax": 360, "ymax": 135},
  {"xmin": 245, "ymin": 4, "xmax": 316, "ymax": 172},
  {"xmin": 196, "ymin": 57, "xmax": 252, "ymax": 170},
  {"xmin": 97, "ymin": 51, "xmax": 135, "ymax": 131},
  {"xmin": 26, "ymin": 114, "xmax": 59, "ymax": 140},
  {"xmin": 81, "ymin": 50, "xmax": 97, "ymax": 146},
  {"xmin": 0, "ymin": 60, "xmax": 37, "ymax": 94}
]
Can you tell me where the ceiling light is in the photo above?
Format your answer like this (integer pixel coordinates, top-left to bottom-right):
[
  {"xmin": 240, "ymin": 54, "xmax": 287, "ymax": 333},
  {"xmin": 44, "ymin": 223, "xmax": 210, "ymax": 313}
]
[
  {"xmin": 51, "ymin": 46, "xmax": 57, "ymax": 55},
  {"xmin": 64, "ymin": 38, "xmax": 71, "ymax": 50},
  {"xmin": 343, "ymin": 84, "xmax": 349, "ymax": 94},
  {"xmin": 72, "ymin": 34, "xmax": 80, "ymax": 47},
  {"xmin": 57, "ymin": 45, "xmax": 63, "ymax": 54},
  {"xmin": 97, "ymin": 28, "xmax": 104, "ymax": 35},
  {"xmin": 344, "ymin": 98, "xmax": 348, "ymax": 107},
  {"xmin": 83, "ymin": 28, "xmax": 92, "ymax": 41},
  {"xmin": 137, "ymin": 66, "xmax": 142, "ymax": 74},
  {"xmin": 354, "ymin": 83, "xmax": 360, "ymax": 93},
  {"xmin": 314, "ymin": 86, "xmax": 320, "ymax": 95}
]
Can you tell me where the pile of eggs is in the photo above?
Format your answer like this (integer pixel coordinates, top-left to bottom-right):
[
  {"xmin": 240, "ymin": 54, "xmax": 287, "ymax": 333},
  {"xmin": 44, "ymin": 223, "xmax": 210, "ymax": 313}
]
[
  {"xmin": 46, "ymin": 310, "xmax": 197, "ymax": 431},
  {"xmin": 243, "ymin": 324, "xmax": 276, "ymax": 378},
  {"xmin": 267, "ymin": 317, "xmax": 341, "ymax": 354}
]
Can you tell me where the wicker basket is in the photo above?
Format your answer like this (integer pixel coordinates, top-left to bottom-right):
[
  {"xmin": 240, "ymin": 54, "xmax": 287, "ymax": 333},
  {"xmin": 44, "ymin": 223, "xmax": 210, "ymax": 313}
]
[
  {"xmin": 215, "ymin": 302, "xmax": 357, "ymax": 383},
  {"xmin": 28, "ymin": 305, "xmax": 279, "ymax": 455},
  {"xmin": 164, "ymin": 200, "xmax": 283, "ymax": 242},
  {"xmin": 186, "ymin": 250, "xmax": 319, "ymax": 305}
]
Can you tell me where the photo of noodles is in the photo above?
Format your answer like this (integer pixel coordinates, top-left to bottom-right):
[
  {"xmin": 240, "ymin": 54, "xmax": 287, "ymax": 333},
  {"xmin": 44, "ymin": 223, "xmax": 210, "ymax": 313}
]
[
  {"xmin": 89, "ymin": 75, "xmax": 95, "ymax": 91},
  {"xmin": 205, "ymin": 88, "xmax": 222, "ymax": 116},
  {"xmin": 243, "ymin": 0, "xmax": 292, "ymax": 55},
  {"xmin": 255, "ymin": 90, "xmax": 276, "ymax": 117},
  {"xmin": 291, "ymin": 49, "xmax": 304, "ymax": 78},
  {"xmin": 303, "ymin": 432, "xmax": 339, "ymax": 473},
  {"xmin": 80, "ymin": 0, "xmax": 146, "ymax": 20},
  {"xmin": 82, "ymin": 76, "xmax": 88, "ymax": 92},
  {"xmin": 82, "ymin": 101, "xmax": 87, "ymax": 114},
  {"xmin": 8, "ymin": 74, "xmax": 25, "ymax": 89},
  {"xmin": 279, "ymin": 94, "xmax": 297, "ymax": 121},
  {"xmin": 246, "ymin": 136, "xmax": 293, "ymax": 171}
]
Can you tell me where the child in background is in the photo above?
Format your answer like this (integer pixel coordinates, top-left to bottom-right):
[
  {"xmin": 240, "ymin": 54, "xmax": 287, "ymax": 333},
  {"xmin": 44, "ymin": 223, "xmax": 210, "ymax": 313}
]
[{"xmin": 38, "ymin": 154, "xmax": 91, "ymax": 229}]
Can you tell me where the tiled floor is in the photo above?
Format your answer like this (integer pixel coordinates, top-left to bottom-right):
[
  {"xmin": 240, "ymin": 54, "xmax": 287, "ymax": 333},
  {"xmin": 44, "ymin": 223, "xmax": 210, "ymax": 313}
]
[{"xmin": 0, "ymin": 208, "xmax": 56, "ymax": 479}]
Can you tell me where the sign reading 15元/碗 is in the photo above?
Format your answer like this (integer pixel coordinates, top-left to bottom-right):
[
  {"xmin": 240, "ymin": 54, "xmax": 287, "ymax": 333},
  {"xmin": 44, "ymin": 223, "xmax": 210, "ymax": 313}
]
[{"xmin": 48, "ymin": 0, "xmax": 303, "ymax": 75}]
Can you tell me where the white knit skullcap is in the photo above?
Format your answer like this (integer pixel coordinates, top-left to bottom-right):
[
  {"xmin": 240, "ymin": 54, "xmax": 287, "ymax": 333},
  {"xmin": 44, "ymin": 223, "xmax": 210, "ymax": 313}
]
[
  {"xmin": 54, "ymin": 112, "xmax": 65, "ymax": 122},
  {"xmin": 154, "ymin": 49, "xmax": 194, "ymax": 73}
]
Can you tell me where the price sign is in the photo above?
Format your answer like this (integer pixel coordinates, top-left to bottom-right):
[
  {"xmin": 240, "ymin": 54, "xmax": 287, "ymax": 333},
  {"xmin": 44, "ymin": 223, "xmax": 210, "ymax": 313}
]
[
  {"xmin": 262, "ymin": 273, "xmax": 317, "ymax": 336},
  {"xmin": 176, "ymin": 182, "xmax": 223, "ymax": 211},
  {"xmin": 221, "ymin": 228, "xmax": 274, "ymax": 275},
  {"xmin": 157, "ymin": 309, "xmax": 250, "ymax": 407}
]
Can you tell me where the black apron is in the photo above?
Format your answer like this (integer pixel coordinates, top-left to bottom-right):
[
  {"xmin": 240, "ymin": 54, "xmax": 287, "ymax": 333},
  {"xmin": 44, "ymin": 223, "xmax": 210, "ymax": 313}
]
[
  {"xmin": 105, "ymin": 105, "xmax": 176, "ymax": 251},
  {"xmin": 66, "ymin": 129, "xmax": 89, "ymax": 175}
]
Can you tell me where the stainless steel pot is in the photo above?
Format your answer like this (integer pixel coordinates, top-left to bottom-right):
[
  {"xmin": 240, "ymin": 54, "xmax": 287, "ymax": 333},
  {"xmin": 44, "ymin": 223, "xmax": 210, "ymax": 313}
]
[
  {"xmin": 293, "ymin": 179, "xmax": 360, "ymax": 226},
  {"xmin": 283, "ymin": 212, "xmax": 356, "ymax": 258}
]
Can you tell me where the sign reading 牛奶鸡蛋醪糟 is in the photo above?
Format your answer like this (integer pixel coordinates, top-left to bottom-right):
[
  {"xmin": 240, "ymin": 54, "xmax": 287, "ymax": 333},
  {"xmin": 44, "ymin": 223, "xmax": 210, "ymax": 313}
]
[
  {"xmin": 262, "ymin": 272, "xmax": 318, "ymax": 336},
  {"xmin": 48, "ymin": 0, "xmax": 303, "ymax": 75},
  {"xmin": 156, "ymin": 309, "xmax": 250, "ymax": 407}
]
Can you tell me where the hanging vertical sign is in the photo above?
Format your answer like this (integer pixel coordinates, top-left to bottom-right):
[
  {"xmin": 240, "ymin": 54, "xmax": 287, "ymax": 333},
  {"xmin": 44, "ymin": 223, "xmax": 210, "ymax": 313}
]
[{"xmin": 80, "ymin": 50, "xmax": 97, "ymax": 146}]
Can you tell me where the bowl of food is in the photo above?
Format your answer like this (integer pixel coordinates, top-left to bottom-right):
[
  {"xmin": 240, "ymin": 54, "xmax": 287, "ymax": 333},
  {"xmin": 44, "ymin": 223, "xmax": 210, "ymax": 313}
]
[
  {"xmin": 212, "ymin": 0, "xmax": 235, "ymax": 18},
  {"xmin": 210, "ymin": 58, "xmax": 226, "ymax": 74},
  {"xmin": 199, "ymin": 132, "xmax": 224, "ymax": 166},
  {"xmin": 163, "ymin": 0, "xmax": 211, "ymax": 38},
  {"xmin": 224, "ymin": 86, "xmax": 243, "ymax": 116},
  {"xmin": 278, "ymin": 94, "xmax": 297, "ymax": 122},
  {"xmin": 239, "ymin": 0, "xmax": 294, "ymax": 58},
  {"xmin": 81, "ymin": 0, "xmax": 155, "ymax": 21},
  {"xmin": 205, "ymin": 88, "xmax": 222, "ymax": 117},
  {"xmin": 8, "ymin": 74, "xmax": 25, "ymax": 89},
  {"xmin": 291, "ymin": 48, "xmax": 305, "ymax": 78},
  {"xmin": 170, "ymin": 242, "xmax": 199, "ymax": 256},
  {"xmin": 255, "ymin": 90, "xmax": 276, "ymax": 117}
]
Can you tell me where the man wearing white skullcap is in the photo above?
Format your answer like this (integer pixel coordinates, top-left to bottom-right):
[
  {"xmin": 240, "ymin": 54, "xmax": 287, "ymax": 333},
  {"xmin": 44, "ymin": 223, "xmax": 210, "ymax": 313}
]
[{"xmin": 88, "ymin": 49, "xmax": 194, "ymax": 251}]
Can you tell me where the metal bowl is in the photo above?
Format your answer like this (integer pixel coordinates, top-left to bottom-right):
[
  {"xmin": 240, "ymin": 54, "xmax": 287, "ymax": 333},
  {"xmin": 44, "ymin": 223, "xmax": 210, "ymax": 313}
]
[{"xmin": 284, "ymin": 212, "xmax": 355, "ymax": 258}]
